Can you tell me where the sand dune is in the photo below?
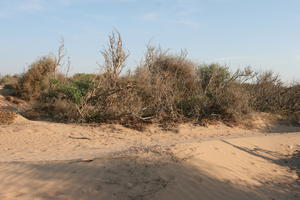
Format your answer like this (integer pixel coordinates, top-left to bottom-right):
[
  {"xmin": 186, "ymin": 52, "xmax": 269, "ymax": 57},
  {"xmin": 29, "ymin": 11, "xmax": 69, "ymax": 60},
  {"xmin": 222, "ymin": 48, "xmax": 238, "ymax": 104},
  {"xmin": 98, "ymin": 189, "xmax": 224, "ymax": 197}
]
[{"xmin": 0, "ymin": 117, "xmax": 299, "ymax": 199}]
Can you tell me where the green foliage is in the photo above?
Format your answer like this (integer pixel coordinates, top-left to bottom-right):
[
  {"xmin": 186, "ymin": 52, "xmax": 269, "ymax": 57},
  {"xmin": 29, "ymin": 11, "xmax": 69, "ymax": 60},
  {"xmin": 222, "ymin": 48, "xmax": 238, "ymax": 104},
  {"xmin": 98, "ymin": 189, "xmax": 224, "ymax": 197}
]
[
  {"xmin": 50, "ymin": 75, "xmax": 93, "ymax": 105},
  {"xmin": 197, "ymin": 64, "xmax": 231, "ymax": 97}
]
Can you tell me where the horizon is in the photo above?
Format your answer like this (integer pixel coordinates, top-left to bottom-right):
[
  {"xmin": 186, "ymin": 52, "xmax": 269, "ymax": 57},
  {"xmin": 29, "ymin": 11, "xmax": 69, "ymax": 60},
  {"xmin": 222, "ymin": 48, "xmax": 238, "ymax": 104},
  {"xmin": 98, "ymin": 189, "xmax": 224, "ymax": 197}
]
[{"xmin": 1, "ymin": 0, "xmax": 300, "ymax": 82}]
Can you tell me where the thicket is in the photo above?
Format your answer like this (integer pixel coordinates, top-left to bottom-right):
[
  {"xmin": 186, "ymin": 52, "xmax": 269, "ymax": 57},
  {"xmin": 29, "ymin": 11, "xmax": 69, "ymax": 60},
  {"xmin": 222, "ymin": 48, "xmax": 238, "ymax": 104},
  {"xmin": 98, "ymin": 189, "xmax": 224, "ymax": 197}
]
[{"xmin": 7, "ymin": 31, "xmax": 300, "ymax": 127}]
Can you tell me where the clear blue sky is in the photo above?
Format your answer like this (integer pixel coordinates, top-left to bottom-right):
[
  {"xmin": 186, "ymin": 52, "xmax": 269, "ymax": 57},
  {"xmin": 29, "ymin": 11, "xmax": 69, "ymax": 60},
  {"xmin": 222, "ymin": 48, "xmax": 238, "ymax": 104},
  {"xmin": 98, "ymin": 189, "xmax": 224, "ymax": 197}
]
[{"xmin": 1, "ymin": 0, "xmax": 300, "ymax": 81}]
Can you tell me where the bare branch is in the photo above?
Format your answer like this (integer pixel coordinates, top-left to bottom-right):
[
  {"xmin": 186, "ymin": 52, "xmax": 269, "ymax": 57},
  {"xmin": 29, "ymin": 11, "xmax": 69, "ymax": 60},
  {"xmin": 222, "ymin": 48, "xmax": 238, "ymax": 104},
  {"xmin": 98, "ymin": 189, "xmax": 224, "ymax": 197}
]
[{"xmin": 100, "ymin": 31, "xmax": 129, "ymax": 79}]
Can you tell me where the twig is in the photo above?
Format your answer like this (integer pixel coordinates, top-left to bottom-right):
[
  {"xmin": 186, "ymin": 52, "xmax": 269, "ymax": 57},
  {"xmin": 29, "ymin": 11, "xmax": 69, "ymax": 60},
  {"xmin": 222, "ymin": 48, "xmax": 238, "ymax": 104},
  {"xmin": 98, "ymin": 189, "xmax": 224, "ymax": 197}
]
[{"xmin": 68, "ymin": 136, "xmax": 91, "ymax": 140}]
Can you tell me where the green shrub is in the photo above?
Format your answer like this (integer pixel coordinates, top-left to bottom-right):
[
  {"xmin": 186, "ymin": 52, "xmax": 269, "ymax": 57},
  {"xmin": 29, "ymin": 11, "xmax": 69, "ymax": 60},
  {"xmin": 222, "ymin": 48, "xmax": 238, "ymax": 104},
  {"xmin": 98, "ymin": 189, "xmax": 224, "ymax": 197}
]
[
  {"xmin": 51, "ymin": 75, "xmax": 93, "ymax": 105},
  {"xmin": 198, "ymin": 64, "xmax": 231, "ymax": 93},
  {"xmin": 36, "ymin": 75, "xmax": 95, "ymax": 122}
]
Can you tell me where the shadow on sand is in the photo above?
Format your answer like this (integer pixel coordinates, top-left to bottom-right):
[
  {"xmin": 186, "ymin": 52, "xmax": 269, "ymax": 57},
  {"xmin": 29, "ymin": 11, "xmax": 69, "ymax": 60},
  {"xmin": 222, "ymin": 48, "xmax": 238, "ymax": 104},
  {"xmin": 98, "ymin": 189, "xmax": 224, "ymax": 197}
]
[
  {"xmin": 221, "ymin": 140, "xmax": 300, "ymax": 184},
  {"xmin": 1, "ymin": 146, "xmax": 299, "ymax": 200}
]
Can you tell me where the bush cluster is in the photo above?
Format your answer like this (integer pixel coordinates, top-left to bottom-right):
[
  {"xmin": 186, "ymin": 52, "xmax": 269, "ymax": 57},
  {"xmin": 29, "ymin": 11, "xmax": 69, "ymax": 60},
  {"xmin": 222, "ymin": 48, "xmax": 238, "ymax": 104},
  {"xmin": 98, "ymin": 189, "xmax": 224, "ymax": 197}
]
[
  {"xmin": 245, "ymin": 71, "xmax": 300, "ymax": 124},
  {"xmin": 10, "ymin": 31, "xmax": 300, "ymax": 127}
]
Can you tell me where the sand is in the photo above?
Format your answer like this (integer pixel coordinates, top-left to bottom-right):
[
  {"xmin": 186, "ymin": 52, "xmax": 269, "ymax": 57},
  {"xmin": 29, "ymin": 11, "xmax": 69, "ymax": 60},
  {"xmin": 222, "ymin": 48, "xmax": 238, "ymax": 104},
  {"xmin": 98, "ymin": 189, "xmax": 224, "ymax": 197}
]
[
  {"xmin": 0, "ymin": 118, "xmax": 299, "ymax": 200},
  {"xmin": 0, "ymin": 92, "xmax": 300, "ymax": 199}
]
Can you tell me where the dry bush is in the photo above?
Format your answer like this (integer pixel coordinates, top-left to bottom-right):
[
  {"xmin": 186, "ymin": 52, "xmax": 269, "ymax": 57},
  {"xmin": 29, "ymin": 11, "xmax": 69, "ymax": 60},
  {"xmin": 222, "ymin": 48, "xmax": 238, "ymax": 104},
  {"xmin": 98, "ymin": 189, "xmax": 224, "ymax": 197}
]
[
  {"xmin": 244, "ymin": 72, "xmax": 300, "ymax": 124},
  {"xmin": 26, "ymin": 31, "xmax": 299, "ymax": 128},
  {"xmin": 101, "ymin": 31, "xmax": 129, "ymax": 80},
  {"xmin": 134, "ymin": 47, "xmax": 197, "ymax": 123},
  {"xmin": 36, "ymin": 31, "xmax": 135, "ymax": 124},
  {"xmin": 247, "ymin": 72, "xmax": 299, "ymax": 111},
  {"xmin": 38, "ymin": 98, "xmax": 79, "ymax": 122},
  {"xmin": 247, "ymin": 71, "xmax": 284, "ymax": 112},
  {"xmin": 280, "ymin": 84, "xmax": 300, "ymax": 113},
  {"xmin": 87, "ymin": 78, "xmax": 143, "ymax": 123},
  {"xmin": 0, "ymin": 74, "xmax": 20, "ymax": 90},
  {"xmin": 16, "ymin": 40, "xmax": 66, "ymax": 101},
  {"xmin": 0, "ymin": 110, "xmax": 16, "ymax": 125},
  {"xmin": 17, "ymin": 56, "xmax": 57, "ymax": 101},
  {"xmin": 180, "ymin": 64, "xmax": 253, "ymax": 123},
  {"xmin": 33, "ymin": 38, "xmax": 255, "ymax": 127},
  {"xmin": 280, "ymin": 83, "xmax": 300, "ymax": 125},
  {"xmin": 80, "ymin": 31, "xmax": 138, "ymax": 123}
]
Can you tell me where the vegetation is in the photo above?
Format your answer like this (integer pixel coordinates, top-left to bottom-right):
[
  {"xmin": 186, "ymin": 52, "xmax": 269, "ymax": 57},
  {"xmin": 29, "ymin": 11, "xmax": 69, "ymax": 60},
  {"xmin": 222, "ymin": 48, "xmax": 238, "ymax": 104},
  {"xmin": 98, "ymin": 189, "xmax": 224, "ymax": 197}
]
[
  {"xmin": 0, "ymin": 74, "xmax": 20, "ymax": 90},
  {"xmin": 0, "ymin": 110, "xmax": 16, "ymax": 125},
  {"xmin": 1, "ymin": 31, "xmax": 299, "ymax": 128}
]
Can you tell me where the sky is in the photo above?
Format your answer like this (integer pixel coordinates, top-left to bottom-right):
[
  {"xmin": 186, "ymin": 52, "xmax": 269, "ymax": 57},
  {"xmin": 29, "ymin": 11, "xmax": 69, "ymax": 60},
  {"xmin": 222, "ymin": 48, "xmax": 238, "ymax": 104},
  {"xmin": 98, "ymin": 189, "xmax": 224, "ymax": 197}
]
[{"xmin": 0, "ymin": 0, "xmax": 300, "ymax": 81}]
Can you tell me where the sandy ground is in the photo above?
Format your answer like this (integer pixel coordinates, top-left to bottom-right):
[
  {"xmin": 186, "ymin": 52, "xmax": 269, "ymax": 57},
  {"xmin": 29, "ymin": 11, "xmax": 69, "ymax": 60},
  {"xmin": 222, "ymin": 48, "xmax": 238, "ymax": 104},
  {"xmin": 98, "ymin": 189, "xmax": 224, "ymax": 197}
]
[
  {"xmin": 0, "ymin": 117, "xmax": 299, "ymax": 200},
  {"xmin": 0, "ymin": 91, "xmax": 300, "ymax": 200}
]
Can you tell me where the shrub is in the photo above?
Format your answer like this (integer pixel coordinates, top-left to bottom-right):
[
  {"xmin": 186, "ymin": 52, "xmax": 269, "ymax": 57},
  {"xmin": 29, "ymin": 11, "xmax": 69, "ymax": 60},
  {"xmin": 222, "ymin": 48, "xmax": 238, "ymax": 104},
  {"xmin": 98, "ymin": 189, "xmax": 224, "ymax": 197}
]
[
  {"xmin": 35, "ymin": 74, "xmax": 95, "ymax": 122},
  {"xmin": 0, "ymin": 74, "xmax": 20, "ymax": 90},
  {"xmin": 243, "ymin": 72, "xmax": 300, "ymax": 124},
  {"xmin": 31, "ymin": 44, "xmax": 254, "ymax": 126},
  {"xmin": 178, "ymin": 64, "xmax": 252, "ymax": 122},
  {"xmin": 53, "ymin": 75, "xmax": 93, "ymax": 104},
  {"xmin": 246, "ymin": 72, "xmax": 299, "ymax": 112},
  {"xmin": 17, "ymin": 56, "xmax": 57, "ymax": 101},
  {"xmin": 247, "ymin": 71, "xmax": 284, "ymax": 112},
  {"xmin": 23, "ymin": 31, "xmax": 299, "ymax": 128},
  {"xmin": 35, "ymin": 31, "xmax": 132, "ymax": 123},
  {"xmin": 37, "ymin": 98, "xmax": 80, "ymax": 122},
  {"xmin": 133, "ymin": 47, "xmax": 198, "ymax": 123}
]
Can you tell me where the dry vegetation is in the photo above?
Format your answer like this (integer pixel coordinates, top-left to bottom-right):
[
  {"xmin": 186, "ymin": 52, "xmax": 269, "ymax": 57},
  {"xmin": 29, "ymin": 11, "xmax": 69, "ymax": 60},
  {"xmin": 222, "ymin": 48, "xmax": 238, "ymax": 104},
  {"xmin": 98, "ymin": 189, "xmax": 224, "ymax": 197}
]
[
  {"xmin": 1, "ymin": 31, "xmax": 299, "ymax": 128},
  {"xmin": 0, "ymin": 74, "xmax": 20, "ymax": 90},
  {"xmin": 0, "ymin": 110, "xmax": 16, "ymax": 125}
]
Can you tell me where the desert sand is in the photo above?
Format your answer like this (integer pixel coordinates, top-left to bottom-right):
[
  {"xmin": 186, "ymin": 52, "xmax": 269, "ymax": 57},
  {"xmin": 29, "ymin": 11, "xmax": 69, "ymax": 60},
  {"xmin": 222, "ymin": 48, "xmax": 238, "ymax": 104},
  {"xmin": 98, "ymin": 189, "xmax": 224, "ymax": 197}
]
[{"xmin": 0, "ymin": 93, "xmax": 300, "ymax": 199}]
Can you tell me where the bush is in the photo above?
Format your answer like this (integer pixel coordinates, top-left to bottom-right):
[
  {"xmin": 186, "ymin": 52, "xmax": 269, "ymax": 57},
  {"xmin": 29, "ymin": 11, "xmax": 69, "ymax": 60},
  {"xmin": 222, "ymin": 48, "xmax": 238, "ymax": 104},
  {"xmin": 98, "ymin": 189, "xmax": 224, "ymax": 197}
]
[
  {"xmin": 29, "ymin": 45, "xmax": 254, "ymax": 126},
  {"xmin": 21, "ymin": 31, "xmax": 299, "ymax": 128},
  {"xmin": 177, "ymin": 64, "xmax": 251, "ymax": 122},
  {"xmin": 16, "ymin": 56, "xmax": 57, "ymax": 101},
  {"xmin": 0, "ymin": 74, "xmax": 20, "ymax": 90},
  {"xmin": 247, "ymin": 71, "xmax": 283, "ymax": 112},
  {"xmin": 53, "ymin": 75, "xmax": 94, "ymax": 104},
  {"xmin": 246, "ymin": 72, "xmax": 300, "ymax": 113},
  {"xmin": 133, "ymin": 47, "xmax": 197, "ymax": 123},
  {"xmin": 35, "ymin": 74, "xmax": 95, "ymax": 122}
]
